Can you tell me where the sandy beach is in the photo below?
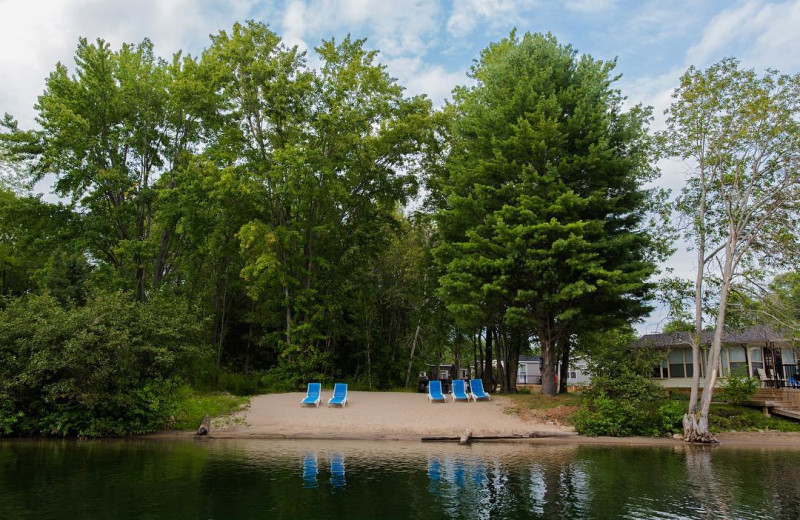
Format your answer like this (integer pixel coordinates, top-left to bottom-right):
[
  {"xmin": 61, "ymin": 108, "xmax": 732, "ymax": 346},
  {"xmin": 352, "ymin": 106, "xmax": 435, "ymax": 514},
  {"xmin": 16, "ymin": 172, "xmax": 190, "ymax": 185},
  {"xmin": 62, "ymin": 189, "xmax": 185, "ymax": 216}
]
[
  {"xmin": 210, "ymin": 391, "xmax": 573, "ymax": 440},
  {"xmin": 163, "ymin": 391, "xmax": 800, "ymax": 448}
]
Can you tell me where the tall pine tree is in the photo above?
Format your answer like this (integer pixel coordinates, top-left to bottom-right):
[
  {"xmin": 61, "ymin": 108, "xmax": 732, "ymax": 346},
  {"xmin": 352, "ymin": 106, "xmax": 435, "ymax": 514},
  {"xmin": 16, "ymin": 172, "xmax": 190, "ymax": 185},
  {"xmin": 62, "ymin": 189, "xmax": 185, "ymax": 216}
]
[{"xmin": 435, "ymin": 32, "xmax": 659, "ymax": 394}]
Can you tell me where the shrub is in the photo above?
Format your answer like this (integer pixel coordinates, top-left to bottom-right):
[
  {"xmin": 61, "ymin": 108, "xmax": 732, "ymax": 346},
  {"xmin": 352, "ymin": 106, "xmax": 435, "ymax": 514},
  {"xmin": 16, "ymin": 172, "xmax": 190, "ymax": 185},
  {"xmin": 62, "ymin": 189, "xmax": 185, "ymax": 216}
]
[
  {"xmin": 573, "ymin": 393, "xmax": 684, "ymax": 437},
  {"xmin": 574, "ymin": 328, "xmax": 682, "ymax": 437},
  {"xmin": 0, "ymin": 292, "xmax": 204, "ymax": 437},
  {"xmin": 717, "ymin": 372, "xmax": 759, "ymax": 405}
]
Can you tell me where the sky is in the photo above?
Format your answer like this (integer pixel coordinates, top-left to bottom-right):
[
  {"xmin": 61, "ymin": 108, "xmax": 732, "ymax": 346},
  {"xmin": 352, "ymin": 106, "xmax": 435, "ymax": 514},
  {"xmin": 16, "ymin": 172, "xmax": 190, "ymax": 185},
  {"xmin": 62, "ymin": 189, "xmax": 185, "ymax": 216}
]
[{"xmin": 2, "ymin": 0, "xmax": 800, "ymax": 332}]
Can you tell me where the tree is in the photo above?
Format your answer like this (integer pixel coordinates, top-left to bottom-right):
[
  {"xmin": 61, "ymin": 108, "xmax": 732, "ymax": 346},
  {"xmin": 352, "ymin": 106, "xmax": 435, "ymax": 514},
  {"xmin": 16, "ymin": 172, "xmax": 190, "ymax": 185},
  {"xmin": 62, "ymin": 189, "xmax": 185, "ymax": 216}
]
[
  {"xmin": 661, "ymin": 59, "xmax": 800, "ymax": 442},
  {"xmin": 202, "ymin": 22, "xmax": 433, "ymax": 381},
  {"xmin": 435, "ymin": 32, "xmax": 659, "ymax": 395},
  {"xmin": 1, "ymin": 38, "xmax": 211, "ymax": 302}
]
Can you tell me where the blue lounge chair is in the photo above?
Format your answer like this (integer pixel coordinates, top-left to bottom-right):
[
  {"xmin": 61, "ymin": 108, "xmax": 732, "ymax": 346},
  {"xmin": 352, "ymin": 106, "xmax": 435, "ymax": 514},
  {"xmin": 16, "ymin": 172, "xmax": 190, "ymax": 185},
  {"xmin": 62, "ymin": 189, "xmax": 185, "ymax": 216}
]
[
  {"xmin": 428, "ymin": 380, "xmax": 446, "ymax": 403},
  {"xmin": 327, "ymin": 383, "xmax": 348, "ymax": 407},
  {"xmin": 469, "ymin": 379, "xmax": 491, "ymax": 401},
  {"xmin": 301, "ymin": 382, "xmax": 322, "ymax": 407},
  {"xmin": 451, "ymin": 379, "xmax": 470, "ymax": 402}
]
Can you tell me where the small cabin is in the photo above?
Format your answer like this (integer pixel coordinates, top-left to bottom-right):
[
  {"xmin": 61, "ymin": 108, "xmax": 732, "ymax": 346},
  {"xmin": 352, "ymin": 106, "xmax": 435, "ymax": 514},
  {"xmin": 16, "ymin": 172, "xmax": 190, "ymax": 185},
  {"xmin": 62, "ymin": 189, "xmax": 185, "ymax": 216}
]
[{"xmin": 634, "ymin": 325, "xmax": 799, "ymax": 388}]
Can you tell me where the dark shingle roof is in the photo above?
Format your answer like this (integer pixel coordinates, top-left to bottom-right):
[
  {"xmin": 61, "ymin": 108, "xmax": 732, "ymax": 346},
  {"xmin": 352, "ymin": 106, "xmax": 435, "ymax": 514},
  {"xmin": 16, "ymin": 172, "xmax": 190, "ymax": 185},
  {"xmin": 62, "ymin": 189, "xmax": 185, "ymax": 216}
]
[
  {"xmin": 519, "ymin": 355, "xmax": 541, "ymax": 363},
  {"xmin": 633, "ymin": 325, "xmax": 795, "ymax": 348}
]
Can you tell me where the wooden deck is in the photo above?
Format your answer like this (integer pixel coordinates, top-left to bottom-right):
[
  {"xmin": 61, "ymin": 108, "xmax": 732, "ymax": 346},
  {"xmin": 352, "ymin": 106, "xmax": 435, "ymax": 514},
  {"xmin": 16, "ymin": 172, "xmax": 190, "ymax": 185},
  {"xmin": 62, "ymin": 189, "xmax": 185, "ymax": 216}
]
[{"xmin": 745, "ymin": 389, "xmax": 800, "ymax": 420}]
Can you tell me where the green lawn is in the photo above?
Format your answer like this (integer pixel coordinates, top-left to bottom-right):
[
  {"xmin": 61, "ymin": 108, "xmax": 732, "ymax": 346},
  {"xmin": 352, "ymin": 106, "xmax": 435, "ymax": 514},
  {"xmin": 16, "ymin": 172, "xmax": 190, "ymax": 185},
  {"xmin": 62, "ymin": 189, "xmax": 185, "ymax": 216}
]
[{"xmin": 171, "ymin": 386, "xmax": 250, "ymax": 431}]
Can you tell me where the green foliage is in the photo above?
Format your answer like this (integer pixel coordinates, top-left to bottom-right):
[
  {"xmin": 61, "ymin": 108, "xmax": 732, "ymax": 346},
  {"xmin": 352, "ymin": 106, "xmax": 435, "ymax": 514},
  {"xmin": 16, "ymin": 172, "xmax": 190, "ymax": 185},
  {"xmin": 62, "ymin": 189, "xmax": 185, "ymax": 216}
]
[
  {"xmin": 434, "ymin": 31, "xmax": 661, "ymax": 394},
  {"xmin": 718, "ymin": 372, "xmax": 759, "ymax": 405},
  {"xmin": 575, "ymin": 328, "xmax": 682, "ymax": 436},
  {"xmin": 710, "ymin": 404, "xmax": 800, "ymax": 433},
  {"xmin": 0, "ymin": 292, "xmax": 204, "ymax": 437},
  {"xmin": 170, "ymin": 386, "xmax": 249, "ymax": 431}
]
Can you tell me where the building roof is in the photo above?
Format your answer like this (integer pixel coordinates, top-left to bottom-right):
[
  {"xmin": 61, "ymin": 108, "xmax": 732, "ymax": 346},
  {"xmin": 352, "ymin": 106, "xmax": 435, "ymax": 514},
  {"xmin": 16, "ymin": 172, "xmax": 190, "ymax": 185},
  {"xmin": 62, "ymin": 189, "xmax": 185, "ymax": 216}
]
[
  {"xmin": 633, "ymin": 325, "xmax": 796, "ymax": 348},
  {"xmin": 519, "ymin": 355, "xmax": 541, "ymax": 363}
]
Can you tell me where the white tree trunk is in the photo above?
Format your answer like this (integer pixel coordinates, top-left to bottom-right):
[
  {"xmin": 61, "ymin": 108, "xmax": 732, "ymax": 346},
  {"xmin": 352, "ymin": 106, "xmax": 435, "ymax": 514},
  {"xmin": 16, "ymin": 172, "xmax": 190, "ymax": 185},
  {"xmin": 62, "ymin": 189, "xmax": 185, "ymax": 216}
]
[{"xmin": 687, "ymin": 233, "xmax": 735, "ymax": 443}]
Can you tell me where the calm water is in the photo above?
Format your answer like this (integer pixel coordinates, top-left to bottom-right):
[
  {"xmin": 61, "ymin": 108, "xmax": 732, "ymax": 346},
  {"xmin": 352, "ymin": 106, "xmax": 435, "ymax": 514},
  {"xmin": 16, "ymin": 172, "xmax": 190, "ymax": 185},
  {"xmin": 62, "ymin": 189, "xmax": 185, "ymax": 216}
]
[{"xmin": 1, "ymin": 439, "xmax": 799, "ymax": 520}]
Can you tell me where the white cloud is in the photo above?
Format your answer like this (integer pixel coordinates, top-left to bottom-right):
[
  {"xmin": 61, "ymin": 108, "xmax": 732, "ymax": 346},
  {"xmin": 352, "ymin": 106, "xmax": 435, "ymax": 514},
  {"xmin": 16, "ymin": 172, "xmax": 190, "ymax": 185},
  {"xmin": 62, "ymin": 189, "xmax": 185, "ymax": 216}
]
[
  {"xmin": 564, "ymin": 0, "xmax": 617, "ymax": 14},
  {"xmin": 0, "ymin": 0, "xmax": 261, "ymax": 127},
  {"xmin": 386, "ymin": 57, "xmax": 469, "ymax": 106},
  {"xmin": 686, "ymin": 0, "xmax": 800, "ymax": 71},
  {"xmin": 446, "ymin": 0, "xmax": 536, "ymax": 37},
  {"xmin": 279, "ymin": 0, "xmax": 442, "ymax": 58}
]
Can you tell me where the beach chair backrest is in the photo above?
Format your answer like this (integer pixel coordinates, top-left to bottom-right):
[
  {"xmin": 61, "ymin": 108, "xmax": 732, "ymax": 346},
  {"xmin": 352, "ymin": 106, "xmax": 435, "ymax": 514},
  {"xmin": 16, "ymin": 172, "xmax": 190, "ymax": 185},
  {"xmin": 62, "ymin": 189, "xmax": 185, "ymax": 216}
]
[
  {"xmin": 471, "ymin": 379, "xmax": 485, "ymax": 395},
  {"xmin": 429, "ymin": 380, "xmax": 443, "ymax": 396},
  {"xmin": 307, "ymin": 382, "xmax": 321, "ymax": 397},
  {"xmin": 333, "ymin": 383, "xmax": 347, "ymax": 398},
  {"xmin": 452, "ymin": 379, "xmax": 466, "ymax": 395}
]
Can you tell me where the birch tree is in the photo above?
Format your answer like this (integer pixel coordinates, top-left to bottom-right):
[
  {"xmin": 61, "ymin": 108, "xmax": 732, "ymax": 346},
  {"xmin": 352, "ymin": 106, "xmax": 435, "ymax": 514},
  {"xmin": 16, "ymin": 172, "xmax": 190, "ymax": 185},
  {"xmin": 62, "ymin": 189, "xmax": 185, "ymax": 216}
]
[{"xmin": 662, "ymin": 59, "xmax": 800, "ymax": 442}]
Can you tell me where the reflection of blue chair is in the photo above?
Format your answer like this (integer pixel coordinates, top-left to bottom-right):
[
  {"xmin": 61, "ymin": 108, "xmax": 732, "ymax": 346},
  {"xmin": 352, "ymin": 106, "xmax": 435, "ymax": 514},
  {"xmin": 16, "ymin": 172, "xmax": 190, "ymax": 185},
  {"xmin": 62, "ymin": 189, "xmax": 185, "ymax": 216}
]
[
  {"xmin": 453, "ymin": 459, "xmax": 466, "ymax": 488},
  {"xmin": 330, "ymin": 453, "xmax": 346, "ymax": 489},
  {"xmin": 451, "ymin": 380, "xmax": 470, "ymax": 402},
  {"xmin": 301, "ymin": 383, "xmax": 322, "ymax": 407},
  {"xmin": 428, "ymin": 456, "xmax": 443, "ymax": 494},
  {"xmin": 302, "ymin": 452, "xmax": 318, "ymax": 488},
  {"xmin": 471, "ymin": 461, "xmax": 487, "ymax": 487},
  {"xmin": 328, "ymin": 383, "xmax": 348, "ymax": 407},
  {"xmin": 428, "ymin": 380, "xmax": 446, "ymax": 403},
  {"xmin": 469, "ymin": 379, "xmax": 491, "ymax": 401},
  {"xmin": 789, "ymin": 376, "xmax": 797, "ymax": 389}
]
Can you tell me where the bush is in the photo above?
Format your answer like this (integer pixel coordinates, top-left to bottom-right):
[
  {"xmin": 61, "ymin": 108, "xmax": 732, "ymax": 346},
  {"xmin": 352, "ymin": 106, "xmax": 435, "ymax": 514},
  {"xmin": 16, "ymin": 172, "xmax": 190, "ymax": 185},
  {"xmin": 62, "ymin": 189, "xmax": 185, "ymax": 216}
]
[
  {"xmin": 0, "ymin": 292, "xmax": 204, "ymax": 437},
  {"xmin": 717, "ymin": 372, "xmax": 759, "ymax": 404},
  {"xmin": 573, "ymin": 393, "xmax": 684, "ymax": 437},
  {"xmin": 574, "ymin": 328, "xmax": 682, "ymax": 437}
]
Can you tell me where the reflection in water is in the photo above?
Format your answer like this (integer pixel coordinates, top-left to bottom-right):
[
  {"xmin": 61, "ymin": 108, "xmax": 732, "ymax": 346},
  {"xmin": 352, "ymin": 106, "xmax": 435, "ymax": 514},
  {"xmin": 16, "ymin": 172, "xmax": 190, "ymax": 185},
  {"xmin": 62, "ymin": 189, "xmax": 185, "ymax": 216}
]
[
  {"xmin": 428, "ymin": 456, "xmax": 442, "ymax": 493},
  {"xmin": 301, "ymin": 452, "xmax": 318, "ymax": 489},
  {"xmin": 2, "ymin": 439, "xmax": 800, "ymax": 520},
  {"xmin": 685, "ymin": 447, "xmax": 732, "ymax": 520},
  {"xmin": 330, "ymin": 452, "xmax": 346, "ymax": 490}
]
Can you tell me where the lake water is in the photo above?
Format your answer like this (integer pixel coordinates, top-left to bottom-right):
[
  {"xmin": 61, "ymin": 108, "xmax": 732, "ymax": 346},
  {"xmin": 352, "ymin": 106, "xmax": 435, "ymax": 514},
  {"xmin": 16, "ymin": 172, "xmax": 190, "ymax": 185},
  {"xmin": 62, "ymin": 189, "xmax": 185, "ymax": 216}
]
[{"xmin": 1, "ymin": 438, "xmax": 799, "ymax": 519}]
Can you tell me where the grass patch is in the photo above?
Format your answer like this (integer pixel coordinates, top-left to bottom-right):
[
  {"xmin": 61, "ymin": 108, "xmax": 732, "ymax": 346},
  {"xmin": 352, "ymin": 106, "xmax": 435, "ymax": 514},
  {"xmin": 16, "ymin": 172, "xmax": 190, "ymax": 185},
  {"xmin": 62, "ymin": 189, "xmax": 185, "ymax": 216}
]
[
  {"xmin": 171, "ymin": 386, "xmax": 250, "ymax": 431},
  {"xmin": 709, "ymin": 404, "xmax": 800, "ymax": 433},
  {"xmin": 504, "ymin": 392, "xmax": 584, "ymax": 427},
  {"xmin": 505, "ymin": 391, "xmax": 583, "ymax": 410}
]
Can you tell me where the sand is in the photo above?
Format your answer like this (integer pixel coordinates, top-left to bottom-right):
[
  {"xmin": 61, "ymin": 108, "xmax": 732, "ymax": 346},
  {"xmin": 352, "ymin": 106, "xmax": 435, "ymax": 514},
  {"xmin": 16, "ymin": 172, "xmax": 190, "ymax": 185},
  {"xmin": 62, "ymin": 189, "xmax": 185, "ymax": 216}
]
[
  {"xmin": 159, "ymin": 391, "xmax": 800, "ymax": 448},
  {"xmin": 211, "ymin": 391, "xmax": 573, "ymax": 440}
]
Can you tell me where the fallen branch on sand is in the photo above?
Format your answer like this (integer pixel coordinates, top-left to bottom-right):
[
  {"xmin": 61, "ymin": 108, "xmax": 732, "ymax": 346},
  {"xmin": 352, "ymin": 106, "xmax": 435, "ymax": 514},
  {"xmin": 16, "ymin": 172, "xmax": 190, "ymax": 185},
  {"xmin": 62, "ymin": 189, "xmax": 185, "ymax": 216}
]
[{"xmin": 422, "ymin": 431, "xmax": 578, "ymax": 443}]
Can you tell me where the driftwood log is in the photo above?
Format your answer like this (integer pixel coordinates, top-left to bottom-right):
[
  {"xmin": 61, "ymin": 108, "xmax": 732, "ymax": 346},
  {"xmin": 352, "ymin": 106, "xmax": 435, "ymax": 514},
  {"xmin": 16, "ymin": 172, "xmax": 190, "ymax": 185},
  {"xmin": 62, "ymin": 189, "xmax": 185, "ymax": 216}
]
[
  {"xmin": 195, "ymin": 414, "xmax": 210, "ymax": 436},
  {"xmin": 422, "ymin": 431, "xmax": 578, "ymax": 443}
]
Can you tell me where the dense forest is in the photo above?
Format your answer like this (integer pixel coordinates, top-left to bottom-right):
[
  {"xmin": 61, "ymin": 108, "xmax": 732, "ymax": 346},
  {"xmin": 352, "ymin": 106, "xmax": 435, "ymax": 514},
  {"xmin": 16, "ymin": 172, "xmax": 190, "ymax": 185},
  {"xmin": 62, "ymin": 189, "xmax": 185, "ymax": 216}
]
[{"xmin": 0, "ymin": 22, "xmax": 677, "ymax": 435}]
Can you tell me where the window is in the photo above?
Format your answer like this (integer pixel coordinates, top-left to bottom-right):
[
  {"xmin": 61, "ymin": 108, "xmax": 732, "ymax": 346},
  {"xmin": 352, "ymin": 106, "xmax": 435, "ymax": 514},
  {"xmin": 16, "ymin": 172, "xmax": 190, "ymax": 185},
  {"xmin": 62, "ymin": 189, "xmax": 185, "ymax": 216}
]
[
  {"xmin": 569, "ymin": 371, "xmax": 577, "ymax": 379},
  {"xmin": 750, "ymin": 347, "xmax": 763, "ymax": 376},
  {"xmin": 652, "ymin": 360, "xmax": 667, "ymax": 379},
  {"xmin": 727, "ymin": 347, "xmax": 747, "ymax": 376},
  {"xmin": 782, "ymin": 349, "xmax": 796, "ymax": 365},
  {"xmin": 684, "ymin": 349, "xmax": 694, "ymax": 378},
  {"xmin": 669, "ymin": 350, "xmax": 686, "ymax": 378}
]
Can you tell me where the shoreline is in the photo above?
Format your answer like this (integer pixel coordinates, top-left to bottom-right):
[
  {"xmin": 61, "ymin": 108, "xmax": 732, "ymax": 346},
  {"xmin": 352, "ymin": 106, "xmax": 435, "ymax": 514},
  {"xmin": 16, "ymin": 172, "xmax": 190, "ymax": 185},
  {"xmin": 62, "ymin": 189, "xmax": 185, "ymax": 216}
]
[
  {"xmin": 144, "ymin": 429, "xmax": 800, "ymax": 448},
  {"xmin": 142, "ymin": 388, "xmax": 800, "ymax": 449}
]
